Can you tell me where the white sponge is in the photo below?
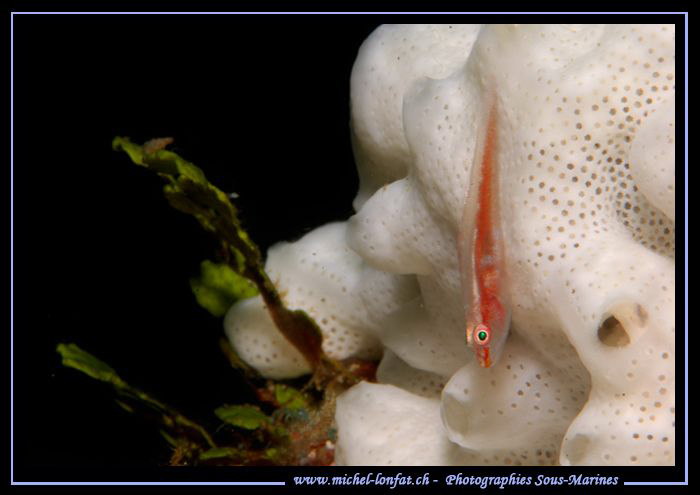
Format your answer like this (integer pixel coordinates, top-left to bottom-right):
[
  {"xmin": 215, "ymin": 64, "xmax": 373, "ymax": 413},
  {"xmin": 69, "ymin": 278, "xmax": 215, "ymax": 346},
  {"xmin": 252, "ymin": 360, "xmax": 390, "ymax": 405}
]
[
  {"xmin": 351, "ymin": 24, "xmax": 482, "ymax": 210},
  {"xmin": 225, "ymin": 24, "xmax": 676, "ymax": 466},
  {"xmin": 628, "ymin": 95, "xmax": 675, "ymax": 222},
  {"xmin": 335, "ymin": 382, "xmax": 489, "ymax": 465},
  {"xmin": 441, "ymin": 332, "xmax": 588, "ymax": 459},
  {"xmin": 224, "ymin": 296, "xmax": 310, "ymax": 379},
  {"xmin": 377, "ymin": 350, "xmax": 447, "ymax": 399},
  {"xmin": 224, "ymin": 223, "xmax": 381, "ymax": 379}
]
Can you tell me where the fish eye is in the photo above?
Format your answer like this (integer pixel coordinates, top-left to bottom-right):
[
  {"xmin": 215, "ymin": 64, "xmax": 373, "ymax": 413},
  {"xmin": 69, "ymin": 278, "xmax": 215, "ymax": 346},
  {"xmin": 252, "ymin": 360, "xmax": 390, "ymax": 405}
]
[{"xmin": 474, "ymin": 324, "xmax": 490, "ymax": 344}]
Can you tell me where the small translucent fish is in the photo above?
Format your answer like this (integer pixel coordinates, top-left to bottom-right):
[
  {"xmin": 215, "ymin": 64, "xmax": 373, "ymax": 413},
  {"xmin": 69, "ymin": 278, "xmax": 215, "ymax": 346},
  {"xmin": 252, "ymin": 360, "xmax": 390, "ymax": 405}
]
[{"xmin": 457, "ymin": 99, "xmax": 511, "ymax": 368}]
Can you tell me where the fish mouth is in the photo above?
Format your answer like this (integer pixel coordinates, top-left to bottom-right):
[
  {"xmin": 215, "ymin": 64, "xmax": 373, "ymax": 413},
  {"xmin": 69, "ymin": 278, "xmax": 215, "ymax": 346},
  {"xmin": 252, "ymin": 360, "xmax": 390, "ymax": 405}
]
[{"xmin": 476, "ymin": 347, "xmax": 491, "ymax": 368}]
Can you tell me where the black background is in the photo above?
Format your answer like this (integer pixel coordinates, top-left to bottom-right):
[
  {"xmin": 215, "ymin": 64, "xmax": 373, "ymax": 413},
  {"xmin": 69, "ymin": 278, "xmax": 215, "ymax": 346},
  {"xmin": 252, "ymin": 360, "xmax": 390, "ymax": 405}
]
[{"xmin": 12, "ymin": 13, "xmax": 377, "ymax": 477}]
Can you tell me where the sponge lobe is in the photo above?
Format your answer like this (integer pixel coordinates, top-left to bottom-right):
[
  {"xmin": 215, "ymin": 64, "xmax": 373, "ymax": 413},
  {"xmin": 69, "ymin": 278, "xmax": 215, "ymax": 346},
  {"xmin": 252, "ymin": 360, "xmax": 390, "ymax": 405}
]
[
  {"xmin": 224, "ymin": 296, "xmax": 310, "ymax": 379},
  {"xmin": 224, "ymin": 222, "xmax": 381, "ymax": 379},
  {"xmin": 351, "ymin": 24, "xmax": 482, "ymax": 210},
  {"xmin": 377, "ymin": 350, "xmax": 446, "ymax": 399},
  {"xmin": 265, "ymin": 222, "xmax": 381, "ymax": 362},
  {"xmin": 339, "ymin": 23, "xmax": 676, "ymax": 466},
  {"xmin": 335, "ymin": 381, "xmax": 490, "ymax": 465},
  {"xmin": 441, "ymin": 332, "xmax": 589, "ymax": 459},
  {"xmin": 628, "ymin": 95, "xmax": 675, "ymax": 222},
  {"xmin": 225, "ymin": 23, "xmax": 676, "ymax": 466}
]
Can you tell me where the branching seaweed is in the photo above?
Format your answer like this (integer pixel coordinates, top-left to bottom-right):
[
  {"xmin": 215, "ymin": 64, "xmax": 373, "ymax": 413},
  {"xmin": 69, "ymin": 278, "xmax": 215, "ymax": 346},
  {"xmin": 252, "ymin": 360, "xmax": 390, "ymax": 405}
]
[
  {"xmin": 57, "ymin": 343, "xmax": 216, "ymax": 464},
  {"xmin": 56, "ymin": 137, "xmax": 377, "ymax": 466},
  {"xmin": 112, "ymin": 136, "xmax": 325, "ymax": 371}
]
